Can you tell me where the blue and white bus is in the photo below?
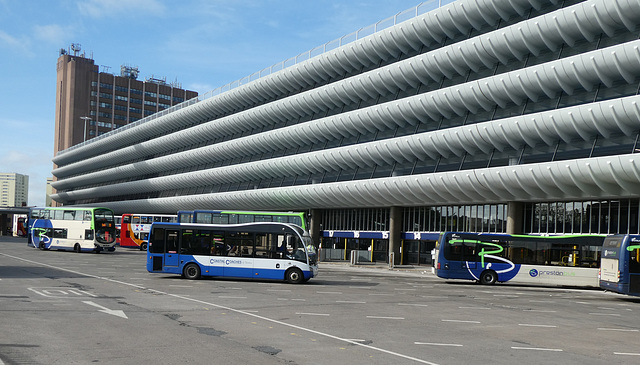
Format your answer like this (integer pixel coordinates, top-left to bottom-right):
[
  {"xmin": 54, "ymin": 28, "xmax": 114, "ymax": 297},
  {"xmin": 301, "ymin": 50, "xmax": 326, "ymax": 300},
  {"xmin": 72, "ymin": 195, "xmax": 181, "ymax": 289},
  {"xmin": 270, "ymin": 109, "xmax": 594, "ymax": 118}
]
[
  {"xmin": 435, "ymin": 232, "xmax": 605, "ymax": 287},
  {"xmin": 27, "ymin": 207, "xmax": 117, "ymax": 253},
  {"xmin": 599, "ymin": 235, "xmax": 640, "ymax": 297},
  {"xmin": 147, "ymin": 222, "xmax": 318, "ymax": 283}
]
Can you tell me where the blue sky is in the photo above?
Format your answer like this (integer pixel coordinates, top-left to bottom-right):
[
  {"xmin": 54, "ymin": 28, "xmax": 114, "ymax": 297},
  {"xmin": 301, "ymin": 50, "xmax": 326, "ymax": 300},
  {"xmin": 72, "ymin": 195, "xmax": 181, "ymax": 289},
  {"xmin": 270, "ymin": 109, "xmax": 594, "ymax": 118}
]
[{"xmin": 0, "ymin": 0, "xmax": 424, "ymax": 206}]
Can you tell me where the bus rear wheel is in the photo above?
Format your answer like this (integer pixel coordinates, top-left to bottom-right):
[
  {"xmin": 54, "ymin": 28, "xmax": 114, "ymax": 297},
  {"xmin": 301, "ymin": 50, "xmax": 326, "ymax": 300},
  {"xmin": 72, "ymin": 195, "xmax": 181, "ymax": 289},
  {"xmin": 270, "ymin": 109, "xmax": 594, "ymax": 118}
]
[
  {"xmin": 74, "ymin": 243, "xmax": 82, "ymax": 253},
  {"xmin": 286, "ymin": 268, "xmax": 304, "ymax": 284},
  {"xmin": 479, "ymin": 270, "xmax": 497, "ymax": 285},
  {"xmin": 140, "ymin": 242, "xmax": 148, "ymax": 251},
  {"xmin": 183, "ymin": 263, "xmax": 201, "ymax": 280}
]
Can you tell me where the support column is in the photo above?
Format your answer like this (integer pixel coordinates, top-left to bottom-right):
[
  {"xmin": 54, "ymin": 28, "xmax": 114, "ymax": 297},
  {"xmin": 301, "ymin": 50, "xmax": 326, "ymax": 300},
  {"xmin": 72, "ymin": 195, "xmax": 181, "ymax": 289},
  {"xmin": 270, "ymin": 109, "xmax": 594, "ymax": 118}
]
[
  {"xmin": 389, "ymin": 206, "xmax": 402, "ymax": 265},
  {"xmin": 506, "ymin": 201, "xmax": 524, "ymax": 234},
  {"xmin": 309, "ymin": 209, "xmax": 321, "ymax": 248}
]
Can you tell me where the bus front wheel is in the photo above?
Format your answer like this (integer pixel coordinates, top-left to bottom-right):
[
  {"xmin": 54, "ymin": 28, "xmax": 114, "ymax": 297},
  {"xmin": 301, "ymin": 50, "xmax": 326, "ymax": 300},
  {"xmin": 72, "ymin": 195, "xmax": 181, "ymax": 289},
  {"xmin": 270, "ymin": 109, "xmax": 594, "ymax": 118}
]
[
  {"xmin": 479, "ymin": 270, "xmax": 497, "ymax": 285},
  {"xmin": 74, "ymin": 243, "xmax": 81, "ymax": 253},
  {"xmin": 183, "ymin": 263, "xmax": 201, "ymax": 280},
  {"xmin": 286, "ymin": 268, "xmax": 304, "ymax": 284},
  {"xmin": 140, "ymin": 242, "xmax": 148, "ymax": 251}
]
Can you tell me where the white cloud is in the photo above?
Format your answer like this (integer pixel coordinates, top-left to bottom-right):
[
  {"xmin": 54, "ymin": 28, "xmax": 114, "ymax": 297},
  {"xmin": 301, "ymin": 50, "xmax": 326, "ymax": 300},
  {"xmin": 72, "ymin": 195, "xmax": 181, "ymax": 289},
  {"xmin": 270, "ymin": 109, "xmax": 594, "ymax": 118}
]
[
  {"xmin": 77, "ymin": 0, "xmax": 165, "ymax": 18},
  {"xmin": 0, "ymin": 29, "xmax": 32, "ymax": 55},
  {"xmin": 33, "ymin": 24, "xmax": 72, "ymax": 46}
]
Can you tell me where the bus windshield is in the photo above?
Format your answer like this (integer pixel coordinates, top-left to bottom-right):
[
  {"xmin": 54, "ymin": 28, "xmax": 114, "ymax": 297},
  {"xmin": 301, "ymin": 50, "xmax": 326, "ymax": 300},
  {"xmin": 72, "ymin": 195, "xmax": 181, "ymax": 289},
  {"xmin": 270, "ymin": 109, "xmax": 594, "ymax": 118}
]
[{"xmin": 94, "ymin": 208, "xmax": 115, "ymax": 244}]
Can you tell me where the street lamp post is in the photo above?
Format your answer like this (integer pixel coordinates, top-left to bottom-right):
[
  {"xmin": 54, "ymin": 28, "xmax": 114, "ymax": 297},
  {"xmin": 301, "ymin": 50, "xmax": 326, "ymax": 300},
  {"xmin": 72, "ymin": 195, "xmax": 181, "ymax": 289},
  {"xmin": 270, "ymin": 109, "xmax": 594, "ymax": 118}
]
[{"xmin": 80, "ymin": 117, "xmax": 91, "ymax": 142}]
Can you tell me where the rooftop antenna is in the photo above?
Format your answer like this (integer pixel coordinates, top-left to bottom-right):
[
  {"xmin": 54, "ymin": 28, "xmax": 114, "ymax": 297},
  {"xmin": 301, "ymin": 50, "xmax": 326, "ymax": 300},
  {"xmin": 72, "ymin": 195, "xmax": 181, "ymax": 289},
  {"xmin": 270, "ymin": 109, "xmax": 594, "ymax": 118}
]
[
  {"xmin": 120, "ymin": 64, "xmax": 139, "ymax": 79},
  {"xmin": 71, "ymin": 43, "xmax": 81, "ymax": 56}
]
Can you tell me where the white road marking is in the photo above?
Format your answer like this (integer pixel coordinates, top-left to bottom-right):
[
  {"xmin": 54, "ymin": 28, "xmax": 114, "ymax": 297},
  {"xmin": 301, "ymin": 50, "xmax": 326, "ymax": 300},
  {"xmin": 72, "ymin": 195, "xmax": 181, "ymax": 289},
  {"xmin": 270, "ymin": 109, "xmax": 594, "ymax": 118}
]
[
  {"xmin": 398, "ymin": 303, "xmax": 429, "ymax": 307},
  {"xmin": 296, "ymin": 312, "xmax": 330, "ymax": 316},
  {"xmin": 415, "ymin": 342, "xmax": 462, "ymax": 347},
  {"xmin": 598, "ymin": 328, "xmax": 639, "ymax": 332},
  {"xmin": 367, "ymin": 316, "xmax": 404, "ymax": 320},
  {"xmin": 518, "ymin": 324, "xmax": 557, "ymax": 328},
  {"xmin": 82, "ymin": 301, "xmax": 128, "ymax": 319},
  {"xmin": 511, "ymin": 347, "xmax": 562, "ymax": 352},
  {"xmin": 442, "ymin": 319, "xmax": 480, "ymax": 324}
]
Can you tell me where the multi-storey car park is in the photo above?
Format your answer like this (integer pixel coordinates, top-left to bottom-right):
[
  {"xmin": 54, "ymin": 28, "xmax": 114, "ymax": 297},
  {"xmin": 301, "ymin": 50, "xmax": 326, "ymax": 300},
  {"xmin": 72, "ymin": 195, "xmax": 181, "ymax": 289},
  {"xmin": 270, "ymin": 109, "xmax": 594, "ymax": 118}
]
[{"xmin": 51, "ymin": 0, "xmax": 640, "ymax": 266}]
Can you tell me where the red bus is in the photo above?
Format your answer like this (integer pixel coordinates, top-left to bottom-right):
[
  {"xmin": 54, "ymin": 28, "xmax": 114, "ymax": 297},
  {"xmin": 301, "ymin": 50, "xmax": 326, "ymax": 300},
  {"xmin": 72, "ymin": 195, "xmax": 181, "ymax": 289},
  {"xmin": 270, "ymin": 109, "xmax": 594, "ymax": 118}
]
[{"xmin": 120, "ymin": 213, "xmax": 177, "ymax": 250}]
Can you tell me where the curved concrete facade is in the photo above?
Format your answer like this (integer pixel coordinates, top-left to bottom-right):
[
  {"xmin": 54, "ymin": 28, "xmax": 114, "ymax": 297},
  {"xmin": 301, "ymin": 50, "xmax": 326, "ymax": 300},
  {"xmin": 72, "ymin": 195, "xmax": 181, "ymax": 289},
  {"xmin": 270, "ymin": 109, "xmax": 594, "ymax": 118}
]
[{"xmin": 52, "ymin": 0, "xmax": 640, "ymax": 256}]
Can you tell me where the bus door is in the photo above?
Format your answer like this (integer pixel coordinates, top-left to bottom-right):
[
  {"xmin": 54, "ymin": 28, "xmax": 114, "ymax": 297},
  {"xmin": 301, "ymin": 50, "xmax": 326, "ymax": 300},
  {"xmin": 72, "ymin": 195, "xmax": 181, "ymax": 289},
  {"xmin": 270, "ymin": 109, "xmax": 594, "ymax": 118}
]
[
  {"xmin": 164, "ymin": 229, "xmax": 180, "ymax": 267},
  {"xmin": 629, "ymin": 246, "xmax": 640, "ymax": 294}
]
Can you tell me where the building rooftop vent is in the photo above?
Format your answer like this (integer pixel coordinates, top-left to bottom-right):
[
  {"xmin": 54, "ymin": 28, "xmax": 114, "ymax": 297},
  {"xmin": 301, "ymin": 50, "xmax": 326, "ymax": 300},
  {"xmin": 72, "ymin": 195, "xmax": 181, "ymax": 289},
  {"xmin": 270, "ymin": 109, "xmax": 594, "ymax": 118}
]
[{"xmin": 121, "ymin": 65, "xmax": 139, "ymax": 79}]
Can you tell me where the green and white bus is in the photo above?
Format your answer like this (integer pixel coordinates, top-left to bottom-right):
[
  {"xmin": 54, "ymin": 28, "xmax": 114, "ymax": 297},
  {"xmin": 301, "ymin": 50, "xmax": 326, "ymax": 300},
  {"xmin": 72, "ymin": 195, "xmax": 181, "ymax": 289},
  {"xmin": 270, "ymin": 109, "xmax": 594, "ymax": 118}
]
[{"xmin": 28, "ymin": 207, "xmax": 117, "ymax": 253}]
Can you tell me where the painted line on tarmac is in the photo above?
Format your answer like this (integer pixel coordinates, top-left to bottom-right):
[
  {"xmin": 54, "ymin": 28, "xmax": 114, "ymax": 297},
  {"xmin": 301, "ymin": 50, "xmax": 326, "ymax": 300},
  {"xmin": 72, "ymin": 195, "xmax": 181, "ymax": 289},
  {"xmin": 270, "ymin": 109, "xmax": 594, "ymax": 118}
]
[
  {"xmin": 614, "ymin": 352, "xmax": 640, "ymax": 356},
  {"xmin": 1, "ymin": 252, "xmax": 440, "ymax": 365},
  {"xmin": 441, "ymin": 319, "xmax": 480, "ymax": 324},
  {"xmin": 597, "ymin": 328, "xmax": 639, "ymax": 332},
  {"xmin": 588, "ymin": 312, "xmax": 621, "ymax": 316},
  {"xmin": 398, "ymin": 303, "xmax": 429, "ymax": 307},
  {"xmin": 518, "ymin": 324, "xmax": 557, "ymax": 328},
  {"xmin": 366, "ymin": 316, "xmax": 404, "ymax": 320},
  {"xmin": 511, "ymin": 347, "xmax": 562, "ymax": 352},
  {"xmin": 523, "ymin": 309, "xmax": 556, "ymax": 313},
  {"xmin": 415, "ymin": 342, "xmax": 462, "ymax": 347}
]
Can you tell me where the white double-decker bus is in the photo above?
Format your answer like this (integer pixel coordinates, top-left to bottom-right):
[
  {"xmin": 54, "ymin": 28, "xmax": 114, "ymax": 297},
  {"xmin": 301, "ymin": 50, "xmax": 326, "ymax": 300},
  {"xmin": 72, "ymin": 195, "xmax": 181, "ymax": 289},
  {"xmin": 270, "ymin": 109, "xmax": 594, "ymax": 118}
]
[{"xmin": 28, "ymin": 207, "xmax": 117, "ymax": 253}]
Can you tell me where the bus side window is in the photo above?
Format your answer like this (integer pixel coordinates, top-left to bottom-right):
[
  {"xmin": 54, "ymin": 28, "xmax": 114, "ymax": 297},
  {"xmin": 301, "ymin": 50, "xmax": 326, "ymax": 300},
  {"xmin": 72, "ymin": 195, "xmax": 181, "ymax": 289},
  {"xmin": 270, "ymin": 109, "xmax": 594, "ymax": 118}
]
[
  {"xmin": 444, "ymin": 237, "xmax": 464, "ymax": 261},
  {"xmin": 211, "ymin": 233, "xmax": 225, "ymax": 256},
  {"xmin": 166, "ymin": 230, "xmax": 179, "ymax": 254},
  {"xmin": 253, "ymin": 233, "xmax": 273, "ymax": 258},
  {"xmin": 180, "ymin": 230, "xmax": 195, "ymax": 254}
]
